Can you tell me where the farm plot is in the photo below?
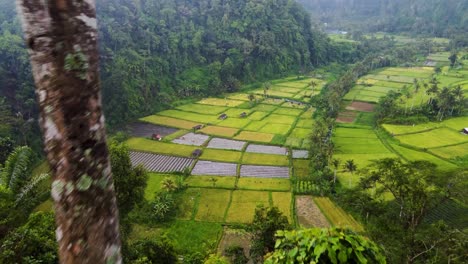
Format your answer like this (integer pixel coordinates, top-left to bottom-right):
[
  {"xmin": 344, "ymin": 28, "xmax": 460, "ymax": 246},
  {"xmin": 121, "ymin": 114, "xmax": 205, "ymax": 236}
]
[
  {"xmin": 186, "ymin": 176, "xmax": 236, "ymax": 189},
  {"xmin": 441, "ymin": 116, "xmax": 468, "ymax": 130},
  {"xmin": 226, "ymin": 93, "xmax": 251, "ymax": 101},
  {"xmin": 285, "ymin": 137, "xmax": 303, "ymax": 148},
  {"xmin": 313, "ymin": 197, "xmax": 364, "ymax": 232},
  {"xmin": 199, "ymin": 126, "xmax": 238, "ymax": 138},
  {"xmin": 225, "ymin": 190, "xmax": 270, "ymax": 223},
  {"xmin": 262, "ymin": 98, "xmax": 284, "ymax": 105},
  {"xmin": 176, "ymin": 104, "xmax": 227, "ymax": 115},
  {"xmin": 191, "ymin": 161, "xmax": 238, "ymax": 176},
  {"xmin": 144, "ymin": 173, "xmax": 167, "ymax": 200},
  {"xmin": 126, "ymin": 122, "xmax": 178, "ymax": 138},
  {"xmin": 240, "ymin": 165, "xmax": 289, "ymax": 178},
  {"xmin": 252, "ymin": 104, "xmax": 278, "ymax": 112},
  {"xmin": 295, "ymin": 196, "xmax": 330, "ymax": 228},
  {"xmin": 391, "ymin": 145, "xmax": 458, "ymax": 171},
  {"xmin": 271, "ymin": 192, "xmax": 292, "ymax": 222},
  {"xmin": 197, "ymin": 98, "xmax": 245, "ymax": 107},
  {"xmin": 292, "ymin": 159, "xmax": 309, "ymax": 178},
  {"xmin": 273, "ymin": 107, "xmax": 304, "ymax": 116},
  {"xmin": 195, "ymin": 189, "xmax": 231, "ymax": 222},
  {"xmin": 140, "ymin": 115, "xmax": 200, "ymax": 130},
  {"xmin": 396, "ymin": 128, "xmax": 468, "ymax": 148},
  {"xmin": 345, "ymin": 101, "xmax": 375, "ymax": 112},
  {"xmin": 292, "ymin": 150, "xmax": 309, "ymax": 159},
  {"xmin": 200, "ymin": 149, "xmax": 242, "ymax": 163},
  {"xmin": 235, "ymin": 131, "xmax": 274, "ymax": 143},
  {"xmin": 207, "ymin": 138, "xmax": 246, "ymax": 151},
  {"xmin": 334, "ymin": 127, "xmax": 378, "ymax": 138},
  {"xmin": 382, "ymin": 123, "xmax": 440, "ymax": 135},
  {"xmin": 223, "ymin": 108, "xmax": 252, "ymax": 117},
  {"xmin": 237, "ymin": 178, "xmax": 290, "ymax": 191},
  {"xmin": 295, "ymin": 118, "xmax": 314, "ymax": 128},
  {"xmin": 247, "ymin": 111, "xmax": 270, "ymax": 120},
  {"xmin": 130, "ymin": 152, "xmax": 194, "ymax": 173},
  {"xmin": 289, "ymin": 128, "xmax": 310, "ymax": 138},
  {"xmin": 333, "ymin": 153, "xmax": 398, "ymax": 169},
  {"xmin": 246, "ymin": 144, "xmax": 288, "ymax": 155},
  {"xmin": 336, "ymin": 111, "xmax": 358, "ymax": 123},
  {"xmin": 366, "ymin": 74, "xmax": 415, "ymax": 83},
  {"xmin": 172, "ymin": 132, "xmax": 209, "ymax": 146},
  {"xmin": 242, "ymin": 152, "xmax": 289, "ymax": 166},
  {"xmin": 159, "ymin": 110, "xmax": 220, "ymax": 124},
  {"xmin": 126, "ymin": 138, "xmax": 198, "ymax": 157},
  {"xmin": 218, "ymin": 118, "xmax": 251, "ymax": 129},
  {"xmin": 429, "ymin": 143, "xmax": 468, "ymax": 159},
  {"xmin": 334, "ymin": 138, "xmax": 390, "ymax": 154},
  {"xmin": 259, "ymin": 123, "xmax": 292, "ymax": 135},
  {"xmin": 244, "ymin": 120, "xmax": 268, "ymax": 131},
  {"xmin": 271, "ymin": 86, "xmax": 303, "ymax": 94},
  {"xmin": 175, "ymin": 188, "xmax": 200, "ymax": 220},
  {"xmin": 263, "ymin": 114, "xmax": 297, "ymax": 125}
]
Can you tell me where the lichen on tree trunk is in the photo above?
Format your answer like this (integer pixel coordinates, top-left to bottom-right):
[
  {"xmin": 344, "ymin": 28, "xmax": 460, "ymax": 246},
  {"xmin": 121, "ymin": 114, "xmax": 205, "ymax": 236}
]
[{"xmin": 16, "ymin": 0, "xmax": 122, "ymax": 263}]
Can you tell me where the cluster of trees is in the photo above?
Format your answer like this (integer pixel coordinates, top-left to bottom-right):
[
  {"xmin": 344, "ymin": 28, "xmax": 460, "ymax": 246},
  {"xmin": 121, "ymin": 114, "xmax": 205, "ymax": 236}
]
[
  {"xmin": 298, "ymin": 0, "xmax": 468, "ymax": 39},
  {"xmin": 376, "ymin": 79, "xmax": 466, "ymax": 124}
]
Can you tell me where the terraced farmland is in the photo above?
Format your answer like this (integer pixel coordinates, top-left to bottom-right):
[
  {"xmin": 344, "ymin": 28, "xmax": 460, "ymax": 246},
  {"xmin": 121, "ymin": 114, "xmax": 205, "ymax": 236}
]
[{"xmin": 130, "ymin": 151, "xmax": 194, "ymax": 172}]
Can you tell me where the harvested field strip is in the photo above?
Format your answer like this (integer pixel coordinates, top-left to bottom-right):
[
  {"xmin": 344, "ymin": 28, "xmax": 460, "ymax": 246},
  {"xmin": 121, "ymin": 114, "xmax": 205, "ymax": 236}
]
[
  {"xmin": 235, "ymin": 131, "xmax": 274, "ymax": 143},
  {"xmin": 176, "ymin": 104, "xmax": 227, "ymax": 115},
  {"xmin": 242, "ymin": 152, "xmax": 289, "ymax": 166},
  {"xmin": 186, "ymin": 176, "xmax": 236, "ymax": 189},
  {"xmin": 226, "ymin": 190, "xmax": 270, "ymax": 223},
  {"xmin": 295, "ymin": 196, "xmax": 330, "ymax": 228},
  {"xmin": 140, "ymin": 115, "xmax": 200, "ymax": 130},
  {"xmin": 391, "ymin": 145, "xmax": 458, "ymax": 171},
  {"xmin": 345, "ymin": 101, "xmax": 375, "ymax": 112},
  {"xmin": 164, "ymin": 130, "xmax": 190, "ymax": 142},
  {"xmin": 374, "ymin": 81, "xmax": 405, "ymax": 88},
  {"xmin": 126, "ymin": 138, "xmax": 198, "ymax": 157},
  {"xmin": 159, "ymin": 110, "xmax": 220, "ymax": 124},
  {"xmin": 199, "ymin": 126, "xmax": 238, "ymax": 138},
  {"xmin": 259, "ymin": 123, "xmax": 291, "ymax": 135},
  {"xmin": 429, "ymin": 143, "xmax": 468, "ymax": 159},
  {"xmin": 366, "ymin": 74, "xmax": 416, "ymax": 83},
  {"xmin": 226, "ymin": 93, "xmax": 251, "ymax": 101},
  {"xmin": 271, "ymin": 86, "xmax": 303, "ymax": 94},
  {"xmin": 199, "ymin": 149, "xmax": 242, "ymax": 163},
  {"xmin": 195, "ymin": 189, "xmax": 231, "ymax": 222},
  {"xmin": 223, "ymin": 108, "xmax": 252, "ymax": 117},
  {"xmin": 197, "ymin": 98, "xmax": 245, "ymax": 107},
  {"xmin": 271, "ymin": 192, "xmax": 292, "ymax": 222},
  {"xmin": 237, "ymin": 178, "xmax": 291, "ymax": 191},
  {"xmin": 240, "ymin": 165, "xmax": 289, "ymax": 178},
  {"xmin": 292, "ymin": 150, "xmax": 309, "ymax": 159},
  {"xmin": 127, "ymin": 122, "xmax": 178, "ymax": 138},
  {"xmin": 441, "ymin": 116, "xmax": 468, "ymax": 130},
  {"xmin": 246, "ymin": 144, "xmax": 288, "ymax": 155},
  {"xmin": 314, "ymin": 197, "xmax": 364, "ymax": 232},
  {"xmin": 191, "ymin": 161, "xmax": 238, "ymax": 176},
  {"xmin": 396, "ymin": 128, "xmax": 468, "ymax": 148},
  {"xmin": 172, "ymin": 132, "xmax": 209, "ymax": 146},
  {"xmin": 207, "ymin": 138, "xmax": 246, "ymax": 151},
  {"xmin": 130, "ymin": 151, "xmax": 194, "ymax": 173}
]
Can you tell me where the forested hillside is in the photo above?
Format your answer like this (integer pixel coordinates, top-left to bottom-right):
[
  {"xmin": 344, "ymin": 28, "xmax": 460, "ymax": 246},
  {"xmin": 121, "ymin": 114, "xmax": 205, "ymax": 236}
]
[
  {"xmin": 0, "ymin": 0, "xmax": 349, "ymax": 135},
  {"xmin": 298, "ymin": 0, "xmax": 468, "ymax": 37}
]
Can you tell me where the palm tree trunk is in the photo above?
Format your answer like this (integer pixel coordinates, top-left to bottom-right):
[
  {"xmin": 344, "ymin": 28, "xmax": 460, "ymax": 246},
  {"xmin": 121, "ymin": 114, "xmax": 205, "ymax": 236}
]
[{"xmin": 17, "ymin": 1, "xmax": 122, "ymax": 263}]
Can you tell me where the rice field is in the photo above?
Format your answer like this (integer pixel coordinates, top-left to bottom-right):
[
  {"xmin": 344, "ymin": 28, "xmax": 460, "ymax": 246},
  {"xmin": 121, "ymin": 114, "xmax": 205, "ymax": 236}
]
[
  {"xmin": 140, "ymin": 115, "xmax": 200, "ymax": 130},
  {"xmin": 313, "ymin": 197, "xmax": 364, "ymax": 232},
  {"xmin": 235, "ymin": 131, "xmax": 275, "ymax": 143},
  {"xmin": 396, "ymin": 128, "xmax": 468, "ymax": 148},
  {"xmin": 195, "ymin": 189, "xmax": 231, "ymax": 222},
  {"xmin": 237, "ymin": 178, "xmax": 291, "ymax": 191},
  {"xmin": 185, "ymin": 176, "xmax": 237, "ymax": 189},
  {"xmin": 199, "ymin": 126, "xmax": 239, "ymax": 138},
  {"xmin": 242, "ymin": 152, "xmax": 289, "ymax": 166},
  {"xmin": 271, "ymin": 192, "xmax": 292, "ymax": 221},
  {"xmin": 429, "ymin": 143, "xmax": 468, "ymax": 159},
  {"xmin": 225, "ymin": 190, "xmax": 270, "ymax": 223},
  {"xmin": 199, "ymin": 149, "xmax": 242, "ymax": 163},
  {"xmin": 391, "ymin": 144, "xmax": 458, "ymax": 171}
]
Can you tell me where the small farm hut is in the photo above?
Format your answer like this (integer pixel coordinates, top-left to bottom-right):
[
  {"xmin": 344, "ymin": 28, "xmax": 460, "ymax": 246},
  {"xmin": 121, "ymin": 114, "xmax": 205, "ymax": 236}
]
[
  {"xmin": 152, "ymin": 134, "xmax": 162, "ymax": 141},
  {"xmin": 192, "ymin": 149, "xmax": 203, "ymax": 158},
  {"xmin": 192, "ymin": 124, "xmax": 203, "ymax": 130},
  {"xmin": 219, "ymin": 113, "xmax": 228, "ymax": 120},
  {"xmin": 239, "ymin": 112, "xmax": 247, "ymax": 118},
  {"xmin": 462, "ymin": 128, "xmax": 468, "ymax": 135}
]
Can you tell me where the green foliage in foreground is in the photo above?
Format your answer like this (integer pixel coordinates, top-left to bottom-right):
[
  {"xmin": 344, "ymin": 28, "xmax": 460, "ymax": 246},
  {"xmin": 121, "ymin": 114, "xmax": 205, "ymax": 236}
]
[{"xmin": 265, "ymin": 228, "xmax": 386, "ymax": 264}]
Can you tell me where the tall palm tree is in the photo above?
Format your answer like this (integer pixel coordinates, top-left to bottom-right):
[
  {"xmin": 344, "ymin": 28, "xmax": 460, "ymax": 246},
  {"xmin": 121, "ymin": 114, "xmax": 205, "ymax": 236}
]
[
  {"xmin": 452, "ymin": 85, "xmax": 465, "ymax": 115},
  {"xmin": 309, "ymin": 80, "xmax": 318, "ymax": 96},
  {"xmin": 344, "ymin": 160, "xmax": 357, "ymax": 187},
  {"xmin": 161, "ymin": 177, "xmax": 177, "ymax": 192},
  {"xmin": 331, "ymin": 158, "xmax": 341, "ymax": 184}
]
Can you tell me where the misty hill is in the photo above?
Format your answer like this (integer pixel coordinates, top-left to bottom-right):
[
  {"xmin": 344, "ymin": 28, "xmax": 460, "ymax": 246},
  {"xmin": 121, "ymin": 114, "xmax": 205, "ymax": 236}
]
[{"xmin": 297, "ymin": 0, "xmax": 468, "ymax": 37}]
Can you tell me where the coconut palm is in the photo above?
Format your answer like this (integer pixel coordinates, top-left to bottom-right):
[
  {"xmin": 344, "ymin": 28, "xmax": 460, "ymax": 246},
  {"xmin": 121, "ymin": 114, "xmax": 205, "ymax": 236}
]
[
  {"xmin": 248, "ymin": 93, "xmax": 256, "ymax": 107},
  {"xmin": 161, "ymin": 177, "xmax": 178, "ymax": 192},
  {"xmin": 344, "ymin": 159, "xmax": 357, "ymax": 187}
]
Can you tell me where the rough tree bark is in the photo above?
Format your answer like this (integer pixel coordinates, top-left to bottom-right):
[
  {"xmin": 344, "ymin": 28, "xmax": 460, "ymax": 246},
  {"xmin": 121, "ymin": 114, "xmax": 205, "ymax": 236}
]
[{"xmin": 16, "ymin": 1, "xmax": 122, "ymax": 263}]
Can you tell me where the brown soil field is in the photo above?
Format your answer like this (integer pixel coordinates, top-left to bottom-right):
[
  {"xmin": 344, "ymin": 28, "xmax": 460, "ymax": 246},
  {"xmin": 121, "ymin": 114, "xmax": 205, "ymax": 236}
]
[
  {"xmin": 346, "ymin": 101, "xmax": 375, "ymax": 112},
  {"xmin": 296, "ymin": 195, "xmax": 330, "ymax": 228}
]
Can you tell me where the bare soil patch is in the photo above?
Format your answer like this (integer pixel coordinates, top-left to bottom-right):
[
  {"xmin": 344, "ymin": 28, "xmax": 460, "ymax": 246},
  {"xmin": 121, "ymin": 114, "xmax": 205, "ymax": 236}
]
[
  {"xmin": 240, "ymin": 165, "xmax": 289, "ymax": 178},
  {"xmin": 295, "ymin": 195, "xmax": 330, "ymax": 228},
  {"xmin": 191, "ymin": 161, "xmax": 238, "ymax": 176},
  {"xmin": 218, "ymin": 227, "xmax": 252, "ymax": 262},
  {"xmin": 126, "ymin": 122, "xmax": 178, "ymax": 137},
  {"xmin": 346, "ymin": 101, "xmax": 375, "ymax": 112},
  {"xmin": 130, "ymin": 151, "xmax": 194, "ymax": 172}
]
